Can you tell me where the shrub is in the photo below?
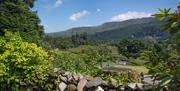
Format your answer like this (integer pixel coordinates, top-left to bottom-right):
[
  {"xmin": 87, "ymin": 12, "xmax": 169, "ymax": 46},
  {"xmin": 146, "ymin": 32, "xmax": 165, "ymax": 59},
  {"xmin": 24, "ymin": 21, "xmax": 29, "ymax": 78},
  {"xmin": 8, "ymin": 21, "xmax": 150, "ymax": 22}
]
[{"xmin": 0, "ymin": 32, "xmax": 52, "ymax": 90}]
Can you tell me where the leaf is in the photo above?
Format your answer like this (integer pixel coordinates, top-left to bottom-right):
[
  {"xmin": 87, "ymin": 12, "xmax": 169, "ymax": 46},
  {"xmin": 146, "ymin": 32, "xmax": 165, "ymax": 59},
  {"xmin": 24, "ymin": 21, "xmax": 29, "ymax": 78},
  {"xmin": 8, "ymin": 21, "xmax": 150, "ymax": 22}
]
[{"xmin": 159, "ymin": 76, "xmax": 172, "ymax": 87}]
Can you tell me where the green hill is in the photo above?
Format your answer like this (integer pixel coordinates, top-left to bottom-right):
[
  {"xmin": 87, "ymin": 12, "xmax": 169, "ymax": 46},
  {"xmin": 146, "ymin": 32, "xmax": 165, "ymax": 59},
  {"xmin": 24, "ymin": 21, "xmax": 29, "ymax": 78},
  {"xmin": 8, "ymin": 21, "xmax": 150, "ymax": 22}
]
[{"xmin": 47, "ymin": 17, "xmax": 168, "ymax": 40}]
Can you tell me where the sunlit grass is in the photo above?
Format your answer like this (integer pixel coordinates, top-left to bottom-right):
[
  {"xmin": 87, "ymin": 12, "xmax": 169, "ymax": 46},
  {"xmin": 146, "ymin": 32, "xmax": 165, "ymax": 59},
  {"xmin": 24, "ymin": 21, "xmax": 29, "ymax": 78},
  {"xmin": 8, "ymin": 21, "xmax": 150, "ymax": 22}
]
[{"xmin": 113, "ymin": 65, "xmax": 149, "ymax": 74}]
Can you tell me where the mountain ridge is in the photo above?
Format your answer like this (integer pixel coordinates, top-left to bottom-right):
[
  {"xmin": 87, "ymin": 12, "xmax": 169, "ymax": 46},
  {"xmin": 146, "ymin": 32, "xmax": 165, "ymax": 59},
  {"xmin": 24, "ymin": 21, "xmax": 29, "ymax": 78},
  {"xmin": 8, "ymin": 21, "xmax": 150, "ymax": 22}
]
[{"xmin": 47, "ymin": 17, "xmax": 169, "ymax": 40}]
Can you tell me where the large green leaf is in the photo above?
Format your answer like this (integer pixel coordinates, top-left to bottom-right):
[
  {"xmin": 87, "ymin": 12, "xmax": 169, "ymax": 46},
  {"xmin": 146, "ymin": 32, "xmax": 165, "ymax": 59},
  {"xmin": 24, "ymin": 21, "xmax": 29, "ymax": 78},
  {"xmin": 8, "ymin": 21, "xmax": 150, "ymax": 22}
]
[{"xmin": 159, "ymin": 76, "xmax": 172, "ymax": 87}]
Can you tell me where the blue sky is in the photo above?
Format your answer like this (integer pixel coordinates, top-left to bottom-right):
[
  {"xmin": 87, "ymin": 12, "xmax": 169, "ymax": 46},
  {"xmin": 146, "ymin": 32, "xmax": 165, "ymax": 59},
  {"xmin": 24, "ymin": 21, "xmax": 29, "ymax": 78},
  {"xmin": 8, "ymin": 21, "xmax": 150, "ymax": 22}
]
[{"xmin": 33, "ymin": 0, "xmax": 179, "ymax": 33}]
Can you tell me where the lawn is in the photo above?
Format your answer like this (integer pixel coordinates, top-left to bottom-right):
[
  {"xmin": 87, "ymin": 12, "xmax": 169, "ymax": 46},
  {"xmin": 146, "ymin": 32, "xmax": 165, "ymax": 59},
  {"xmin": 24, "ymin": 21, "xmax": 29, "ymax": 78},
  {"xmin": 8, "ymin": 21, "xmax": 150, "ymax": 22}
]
[{"xmin": 113, "ymin": 65, "xmax": 149, "ymax": 74}]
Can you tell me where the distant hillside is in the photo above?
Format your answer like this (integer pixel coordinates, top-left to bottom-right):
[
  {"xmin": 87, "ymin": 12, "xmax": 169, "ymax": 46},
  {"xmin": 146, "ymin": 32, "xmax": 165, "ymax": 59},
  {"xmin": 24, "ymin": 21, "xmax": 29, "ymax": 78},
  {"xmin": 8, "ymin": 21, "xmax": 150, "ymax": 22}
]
[{"xmin": 47, "ymin": 17, "xmax": 169, "ymax": 40}]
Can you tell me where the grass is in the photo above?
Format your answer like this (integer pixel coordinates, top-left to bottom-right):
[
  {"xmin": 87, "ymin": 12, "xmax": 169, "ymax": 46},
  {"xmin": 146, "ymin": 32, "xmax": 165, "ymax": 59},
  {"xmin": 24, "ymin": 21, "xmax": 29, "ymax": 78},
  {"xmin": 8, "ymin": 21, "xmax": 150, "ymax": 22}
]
[{"xmin": 113, "ymin": 65, "xmax": 149, "ymax": 74}]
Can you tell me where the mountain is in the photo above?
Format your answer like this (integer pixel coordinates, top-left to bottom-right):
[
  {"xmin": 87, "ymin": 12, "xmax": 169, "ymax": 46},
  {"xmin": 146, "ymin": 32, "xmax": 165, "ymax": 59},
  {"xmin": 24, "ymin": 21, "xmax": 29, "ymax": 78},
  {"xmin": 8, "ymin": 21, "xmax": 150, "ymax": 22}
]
[{"xmin": 47, "ymin": 17, "xmax": 169, "ymax": 40}]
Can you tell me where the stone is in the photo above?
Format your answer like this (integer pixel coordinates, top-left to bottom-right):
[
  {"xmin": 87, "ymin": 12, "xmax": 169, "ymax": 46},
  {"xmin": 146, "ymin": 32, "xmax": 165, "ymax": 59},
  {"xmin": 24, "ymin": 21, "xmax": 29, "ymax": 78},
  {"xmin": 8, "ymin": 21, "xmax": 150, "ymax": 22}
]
[
  {"xmin": 101, "ymin": 81, "xmax": 108, "ymax": 86},
  {"xmin": 73, "ymin": 73, "xmax": 79, "ymax": 81},
  {"xmin": 95, "ymin": 86, "xmax": 104, "ymax": 91},
  {"xmin": 85, "ymin": 75, "xmax": 94, "ymax": 81},
  {"xmin": 143, "ymin": 76, "xmax": 160, "ymax": 85},
  {"xmin": 86, "ymin": 77, "xmax": 102, "ymax": 88},
  {"xmin": 63, "ymin": 72, "xmax": 72, "ymax": 78},
  {"xmin": 68, "ymin": 76, "xmax": 73, "ymax": 82},
  {"xmin": 136, "ymin": 83, "xmax": 143, "ymax": 89},
  {"xmin": 77, "ymin": 79, "xmax": 87, "ymax": 91},
  {"xmin": 120, "ymin": 86, "xmax": 125, "ymax": 91},
  {"xmin": 59, "ymin": 70, "xmax": 66, "ymax": 75},
  {"xmin": 59, "ymin": 82, "xmax": 67, "ymax": 91},
  {"xmin": 67, "ymin": 84, "xmax": 77, "ymax": 91},
  {"xmin": 110, "ymin": 78, "xmax": 117, "ymax": 87},
  {"xmin": 77, "ymin": 73, "xmax": 84, "ymax": 80},
  {"xmin": 107, "ymin": 89, "xmax": 116, "ymax": 91},
  {"xmin": 128, "ymin": 83, "xmax": 136, "ymax": 90},
  {"xmin": 59, "ymin": 76, "xmax": 67, "ymax": 83},
  {"xmin": 143, "ymin": 77, "xmax": 153, "ymax": 85}
]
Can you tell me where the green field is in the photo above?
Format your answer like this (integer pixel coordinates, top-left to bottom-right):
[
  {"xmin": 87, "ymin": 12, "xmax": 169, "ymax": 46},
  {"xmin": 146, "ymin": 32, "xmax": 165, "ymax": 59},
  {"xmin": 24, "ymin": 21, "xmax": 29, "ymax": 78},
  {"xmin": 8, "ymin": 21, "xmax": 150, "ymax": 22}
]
[{"xmin": 113, "ymin": 65, "xmax": 149, "ymax": 74}]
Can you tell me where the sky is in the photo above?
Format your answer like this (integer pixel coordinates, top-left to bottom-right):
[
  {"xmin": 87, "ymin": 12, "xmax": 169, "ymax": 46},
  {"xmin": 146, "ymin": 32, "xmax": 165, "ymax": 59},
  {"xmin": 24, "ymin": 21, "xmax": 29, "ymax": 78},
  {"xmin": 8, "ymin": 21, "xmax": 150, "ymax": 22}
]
[{"xmin": 33, "ymin": 0, "xmax": 179, "ymax": 33}]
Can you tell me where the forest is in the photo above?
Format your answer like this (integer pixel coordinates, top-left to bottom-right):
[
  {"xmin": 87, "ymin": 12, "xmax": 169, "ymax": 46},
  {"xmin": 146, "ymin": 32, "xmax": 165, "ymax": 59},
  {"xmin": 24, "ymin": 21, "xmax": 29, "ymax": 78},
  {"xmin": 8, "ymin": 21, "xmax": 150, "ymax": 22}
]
[{"xmin": 0, "ymin": 0, "xmax": 180, "ymax": 91}]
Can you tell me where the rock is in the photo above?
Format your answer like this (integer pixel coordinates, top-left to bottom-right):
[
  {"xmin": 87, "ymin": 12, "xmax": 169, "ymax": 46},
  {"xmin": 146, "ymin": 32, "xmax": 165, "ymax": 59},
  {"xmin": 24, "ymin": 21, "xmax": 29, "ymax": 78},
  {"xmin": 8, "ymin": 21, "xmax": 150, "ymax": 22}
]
[
  {"xmin": 73, "ymin": 73, "xmax": 79, "ymax": 81},
  {"xmin": 77, "ymin": 79, "xmax": 87, "ymax": 91},
  {"xmin": 85, "ymin": 75, "xmax": 94, "ymax": 81},
  {"xmin": 143, "ymin": 77, "xmax": 153, "ymax": 85},
  {"xmin": 120, "ymin": 86, "xmax": 125, "ymax": 91},
  {"xmin": 59, "ymin": 71, "xmax": 66, "ymax": 75},
  {"xmin": 86, "ymin": 77, "xmax": 102, "ymax": 88},
  {"xmin": 77, "ymin": 73, "xmax": 84, "ymax": 80},
  {"xmin": 59, "ymin": 76, "xmax": 67, "ymax": 83},
  {"xmin": 68, "ymin": 76, "xmax": 73, "ymax": 82},
  {"xmin": 107, "ymin": 89, "xmax": 116, "ymax": 91},
  {"xmin": 63, "ymin": 72, "xmax": 72, "ymax": 78},
  {"xmin": 110, "ymin": 78, "xmax": 117, "ymax": 87},
  {"xmin": 143, "ymin": 77, "xmax": 160, "ymax": 85},
  {"xmin": 67, "ymin": 84, "xmax": 77, "ymax": 91},
  {"xmin": 101, "ymin": 81, "xmax": 108, "ymax": 86},
  {"xmin": 95, "ymin": 86, "xmax": 104, "ymax": 91},
  {"xmin": 136, "ymin": 83, "xmax": 143, "ymax": 89},
  {"xmin": 128, "ymin": 83, "xmax": 136, "ymax": 90},
  {"xmin": 59, "ymin": 82, "xmax": 67, "ymax": 91}
]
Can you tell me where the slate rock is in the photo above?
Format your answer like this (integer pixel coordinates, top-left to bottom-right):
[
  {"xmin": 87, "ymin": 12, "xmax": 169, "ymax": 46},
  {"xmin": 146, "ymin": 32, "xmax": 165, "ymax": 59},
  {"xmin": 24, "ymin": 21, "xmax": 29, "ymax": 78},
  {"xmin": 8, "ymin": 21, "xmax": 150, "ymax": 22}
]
[
  {"xmin": 67, "ymin": 84, "xmax": 77, "ymax": 91},
  {"xmin": 59, "ymin": 82, "xmax": 67, "ymax": 91},
  {"xmin": 77, "ymin": 79, "xmax": 87, "ymax": 91},
  {"xmin": 86, "ymin": 77, "xmax": 102, "ymax": 88},
  {"xmin": 95, "ymin": 86, "xmax": 104, "ymax": 91}
]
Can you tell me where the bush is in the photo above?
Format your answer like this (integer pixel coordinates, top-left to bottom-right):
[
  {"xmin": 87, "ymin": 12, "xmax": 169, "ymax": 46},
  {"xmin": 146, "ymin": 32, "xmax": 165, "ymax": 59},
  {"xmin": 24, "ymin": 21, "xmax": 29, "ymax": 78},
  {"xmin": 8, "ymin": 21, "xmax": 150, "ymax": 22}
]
[{"xmin": 0, "ymin": 32, "xmax": 52, "ymax": 90}]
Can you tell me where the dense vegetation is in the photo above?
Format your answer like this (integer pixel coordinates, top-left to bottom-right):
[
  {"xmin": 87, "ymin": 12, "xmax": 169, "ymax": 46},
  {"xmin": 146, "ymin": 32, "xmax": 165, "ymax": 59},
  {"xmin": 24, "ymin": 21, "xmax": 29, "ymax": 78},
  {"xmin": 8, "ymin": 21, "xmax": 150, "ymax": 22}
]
[
  {"xmin": 0, "ymin": 0, "xmax": 179, "ymax": 91},
  {"xmin": 50, "ymin": 46, "xmax": 137, "ymax": 85},
  {"xmin": 0, "ymin": 0, "xmax": 44, "ymax": 44},
  {"xmin": 0, "ymin": 32, "xmax": 52, "ymax": 90}
]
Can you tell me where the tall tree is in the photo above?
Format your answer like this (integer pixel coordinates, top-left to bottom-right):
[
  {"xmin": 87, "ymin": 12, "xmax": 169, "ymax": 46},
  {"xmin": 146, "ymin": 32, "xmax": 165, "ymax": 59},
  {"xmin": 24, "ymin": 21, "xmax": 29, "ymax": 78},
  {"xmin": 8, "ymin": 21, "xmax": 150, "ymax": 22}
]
[{"xmin": 0, "ymin": 0, "xmax": 44, "ymax": 44}]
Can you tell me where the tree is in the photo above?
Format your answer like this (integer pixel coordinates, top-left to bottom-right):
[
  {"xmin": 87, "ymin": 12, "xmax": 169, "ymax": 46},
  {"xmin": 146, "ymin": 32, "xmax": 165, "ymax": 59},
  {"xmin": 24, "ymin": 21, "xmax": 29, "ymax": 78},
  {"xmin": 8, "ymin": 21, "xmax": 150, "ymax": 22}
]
[
  {"xmin": 154, "ymin": 4, "xmax": 180, "ymax": 54},
  {"xmin": 0, "ymin": 0, "xmax": 44, "ymax": 44},
  {"xmin": 116, "ymin": 39, "xmax": 146, "ymax": 58},
  {"xmin": 71, "ymin": 32, "xmax": 89, "ymax": 46},
  {"xmin": 147, "ymin": 3, "xmax": 180, "ymax": 90},
  {"xmin": 0, "ymin": 31, "xmax": 52, "ymax": 90}
]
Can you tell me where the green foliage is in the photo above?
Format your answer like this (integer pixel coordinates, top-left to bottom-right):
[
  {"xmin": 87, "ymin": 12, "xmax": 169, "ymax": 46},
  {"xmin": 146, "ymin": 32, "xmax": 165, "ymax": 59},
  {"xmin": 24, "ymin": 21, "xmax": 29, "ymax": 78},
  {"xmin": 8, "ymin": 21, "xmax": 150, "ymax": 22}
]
[
  {"xmin": 0, "ymin": 0, "xmax": 44, "ymax": 44},
  {"xmin": 51, "ymin": 45, "xmax": 120, "ymax": 73},
  {"xmin": 44, "ymin": 36, "xmax": 74, "ymax": 50},
  {"xmin": 51, "ymin": 45, "xmax": 133, "ymax": 85},
  {"xmin": 142, "ymin": 43, "xmax": 180, "ymax": 90},
  {"xmin": 116, "ymin": 39, "xmax": 147, "ymax": 58},
  {"xmin": 69, "ymin": 45, "xmax": 122, "ymax": 68},
  {"xmin": 44, "ymin": 32, "xmax": 91, "ymax": 50},
  {"xmin": 153, "ymin": 8, "xmax": 180, "ymax": 34},
  {"xmin": 0, "ymin": 32, "xmax": 52, "ymax": 90},
  {"xmin": 71, "ymin": 32, "xmax": 89, "ymax": 46},
  {"xmin": 149, "ymin": 4, "xmax": 180, "ymax": 90},
  {"xmin": 153, "ymin": 3, "xmax": 180, "ymax": 54}
]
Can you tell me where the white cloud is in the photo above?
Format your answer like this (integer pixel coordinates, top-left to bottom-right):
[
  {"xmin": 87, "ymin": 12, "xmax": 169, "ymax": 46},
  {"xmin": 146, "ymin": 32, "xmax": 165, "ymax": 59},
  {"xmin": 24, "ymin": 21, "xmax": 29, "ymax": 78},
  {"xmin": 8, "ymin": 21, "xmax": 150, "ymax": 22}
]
[
  {"xmin": 97, "ymin": 8, "xmax": 101, "ymax": 12},
  {"xmin": 69, "ymin": 10, "xmax": 89, "ymax": 21},
  {"xmin": 110, "ymin": 11, "xmax": 152, "ymax": 22},
  {"xmin": 54, "ymin": 0, "xmax": 63, "ymax": 8}
]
